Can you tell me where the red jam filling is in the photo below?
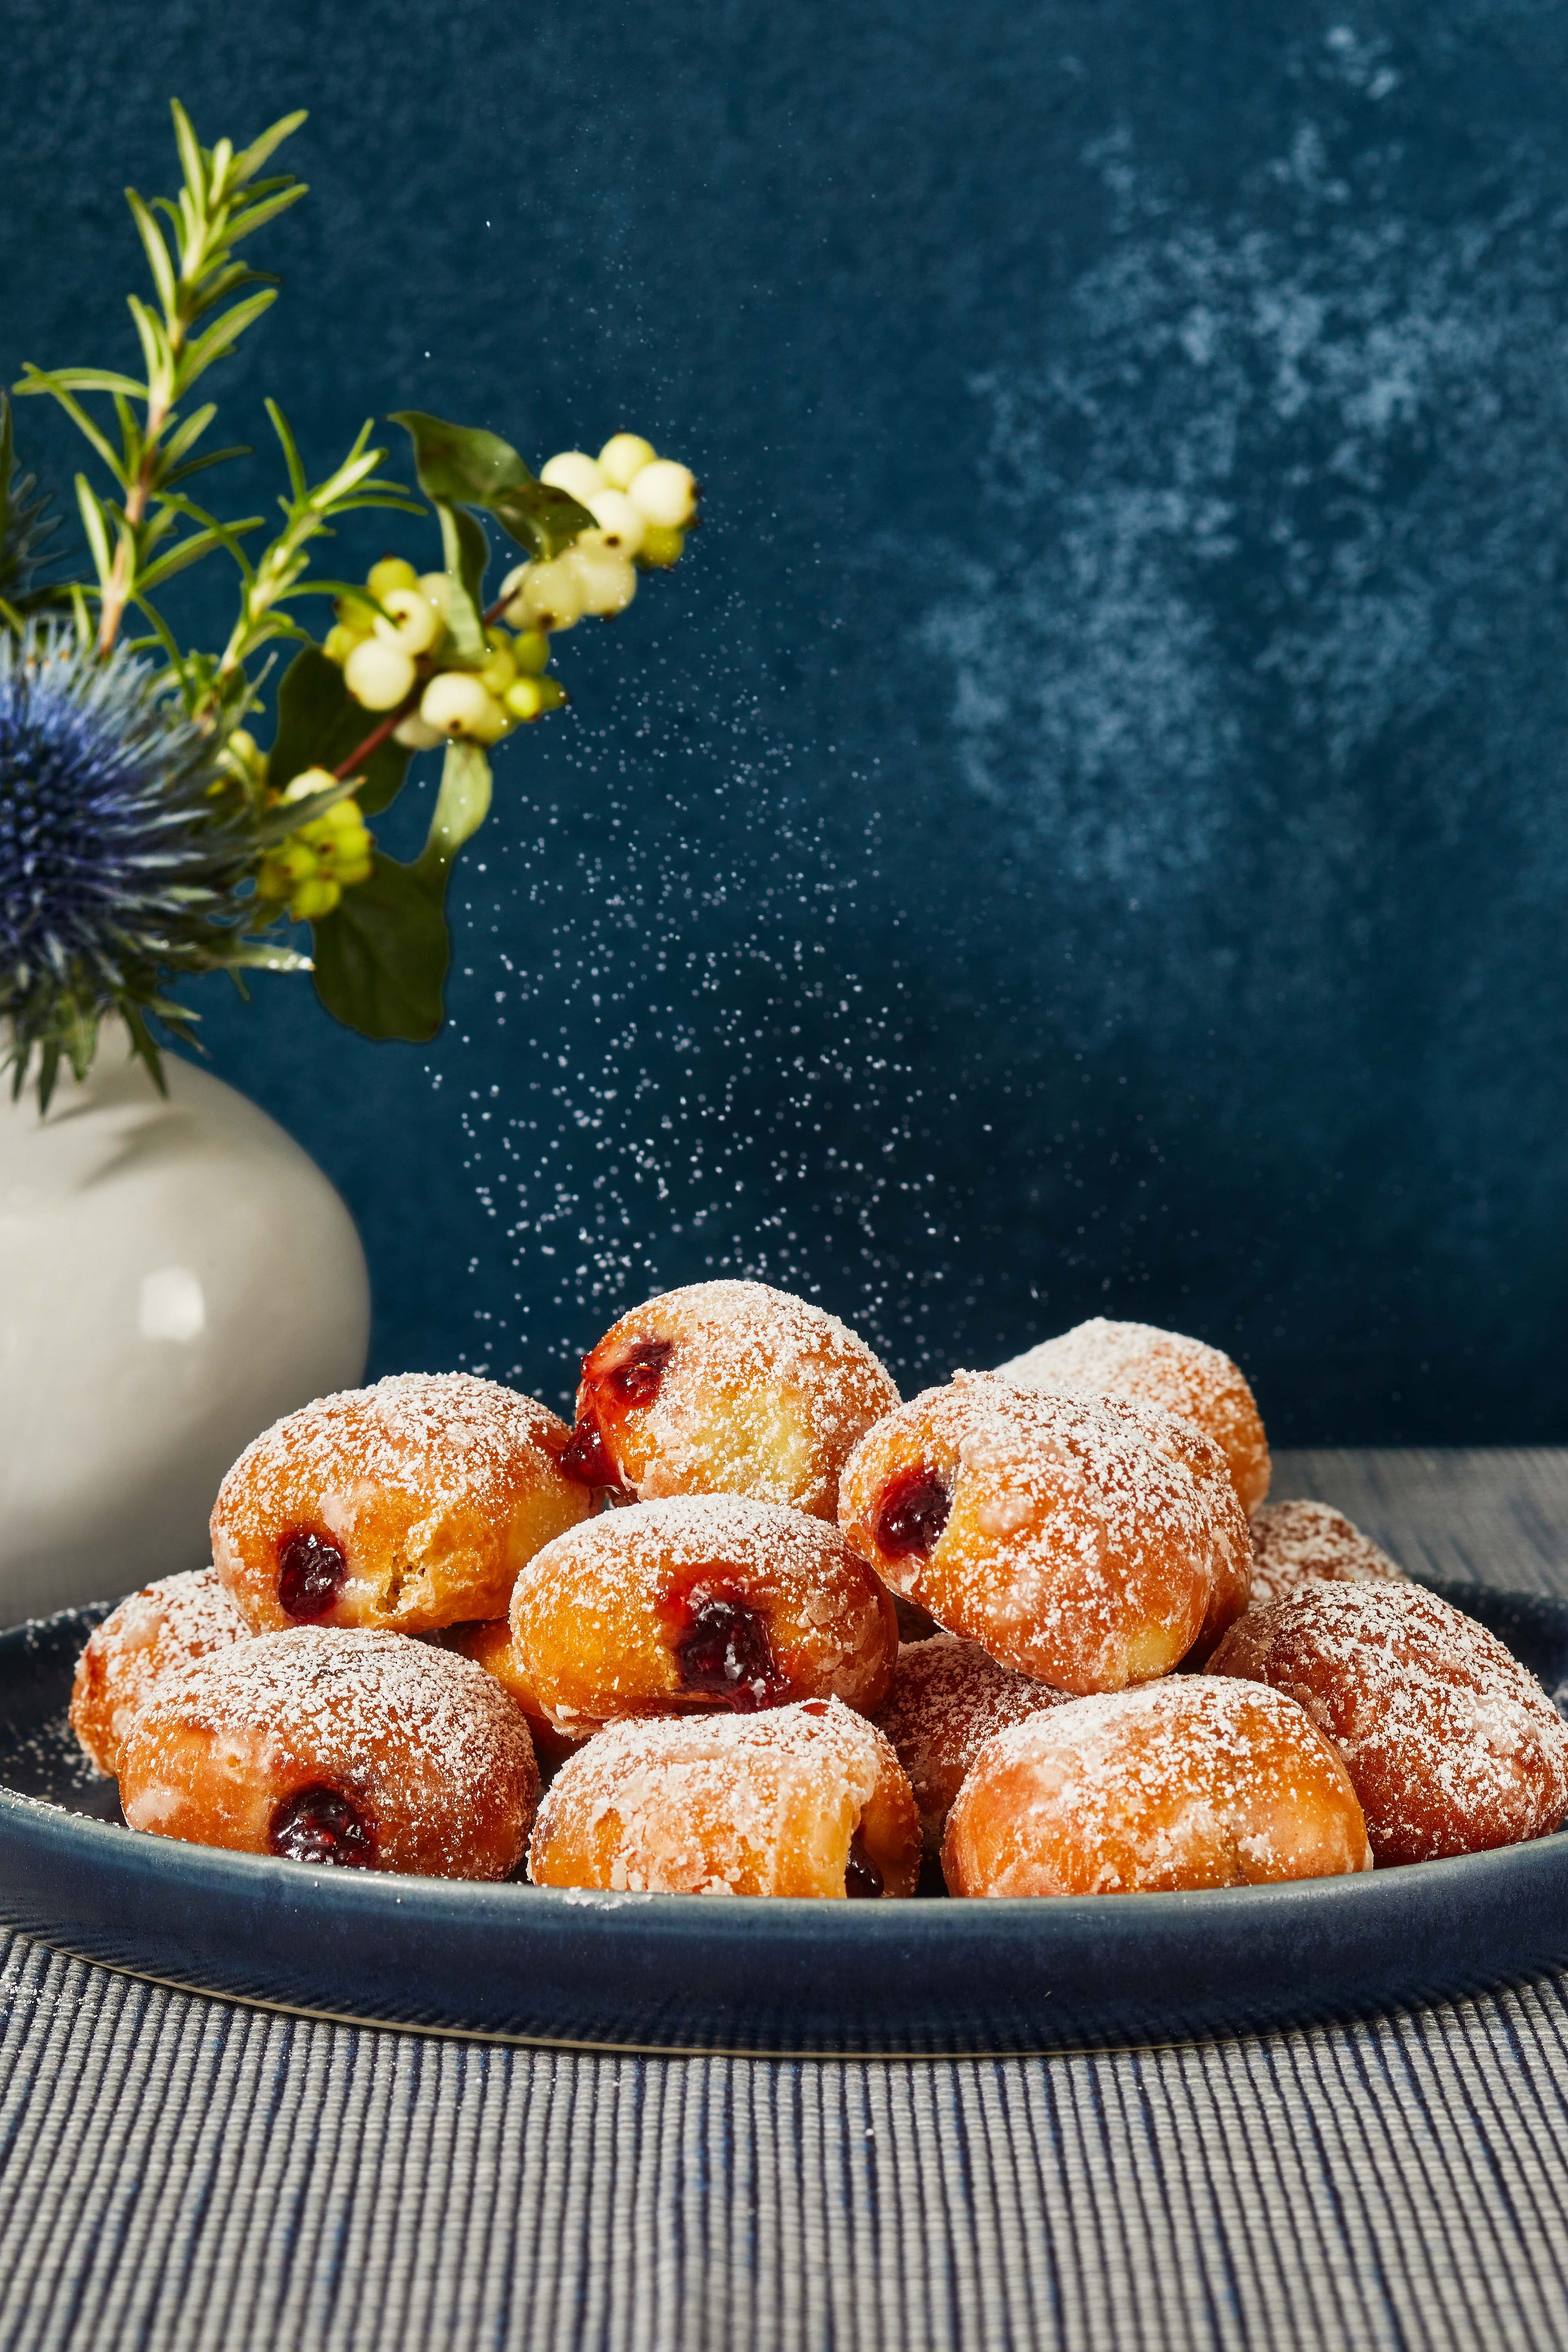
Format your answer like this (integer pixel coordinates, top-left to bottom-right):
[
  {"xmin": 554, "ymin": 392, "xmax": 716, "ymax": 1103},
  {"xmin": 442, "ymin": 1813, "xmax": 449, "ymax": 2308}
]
[
  {"xmin": 603, "ymin": 1336, "xmax": 674, "ymax": 1406},
  {"xmin": 872, "ymin": 1465, "xmax": 951, "ymax": 1558},
  {"xmin": 267, "ymin": 1784, "xmax": 375, "ymax": 1867},
  {"xmin": 844, "ymin": 1831, "xmax": 883, "ymax": 1898},
  {"xmin": 554, "ymin": 1415, "xmax": 620, "ymax": 1488},
  {"xmin": 668, "ymin": 1585, "xmax": 790, "ymax": 1712},
  {"xmin": 276, "ymin": 1528, "xmax": 347, "ymax": 1620}
]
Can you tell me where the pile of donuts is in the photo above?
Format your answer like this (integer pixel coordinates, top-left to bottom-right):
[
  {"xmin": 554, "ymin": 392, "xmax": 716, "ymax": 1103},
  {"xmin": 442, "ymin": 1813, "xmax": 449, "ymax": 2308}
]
[{"xmin": 70, "ymin": 1284, "xmax": 1568, "ymax": 1900}]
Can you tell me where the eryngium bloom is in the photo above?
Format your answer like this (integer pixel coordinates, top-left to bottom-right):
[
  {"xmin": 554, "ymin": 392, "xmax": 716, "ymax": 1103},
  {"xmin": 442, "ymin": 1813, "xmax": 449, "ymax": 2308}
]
[{"xmin": 0, "ymin": 624, "xmax": 250, "ymax": 1103}]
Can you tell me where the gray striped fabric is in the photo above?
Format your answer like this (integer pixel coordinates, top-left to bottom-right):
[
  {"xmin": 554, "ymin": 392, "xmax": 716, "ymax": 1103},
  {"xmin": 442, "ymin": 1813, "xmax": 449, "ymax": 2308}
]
[{"xmin": 2, "ymin": 1449, "xmax": 1566, "ymax": 2352}]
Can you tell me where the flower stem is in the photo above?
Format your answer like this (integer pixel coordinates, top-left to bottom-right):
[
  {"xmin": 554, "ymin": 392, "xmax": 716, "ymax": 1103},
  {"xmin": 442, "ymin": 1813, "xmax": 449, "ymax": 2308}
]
[{"xmin": 333, "ymin": 695, "xmax": 415, "ymax": 779}]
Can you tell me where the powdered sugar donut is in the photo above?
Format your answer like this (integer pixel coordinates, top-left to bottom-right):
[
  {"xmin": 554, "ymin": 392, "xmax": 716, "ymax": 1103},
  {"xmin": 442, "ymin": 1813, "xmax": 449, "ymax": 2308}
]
[
  {"xmin": 997, "ymin": 1318, "xmax": 1270, "ymax": 1516},
  {"xmin": 838, "ymin": 1375, "xmax": 1251, "ymax": 1692},
  {"xmin": 528, "ymin": 1696, "xmax": 920, "ymax": 1897},
  {"xmin": 70, "ymin": 1568, "xmax": 251, "ymax": 1779},
  {"xmin": 943, "ymin": 1677, "xmax": 1371, "ymax": 1896},
  {"xmin": 872, "ymin": 1636, "xmax": 1068, "ymax": 1854},
  {"xmin": 511, "ymin": 1494, "xmax": 898, "ymax": 1735},
  {"xmin": 212, "ymin": 1373, "xmax": 589, "ymax": 1635},
  {"xmin": 1207, "ymin": 1581, "xmax": 1568, "ymax": 1863},
  {"xmin": 118, "ymin": 1627, "xmax": 538, "ymax": 1878},
  {"xmin": 437, "ymin": 1619, "xmax": 588, "ymax": 1768},
  {"xmin": 555, "ymin": 1279, "xmax": 898, "ymax": 1520},
  {"xmin": 1248, "ymin": 1500, "xmax": 1405, "ymax": 1611}
]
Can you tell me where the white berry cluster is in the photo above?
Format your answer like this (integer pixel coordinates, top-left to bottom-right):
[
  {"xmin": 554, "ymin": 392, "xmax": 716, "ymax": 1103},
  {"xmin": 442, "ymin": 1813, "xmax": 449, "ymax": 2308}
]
[
  {"xmin": 321, "ymin": 436, "xmax": 699, "ymax": 753},
  {"xmin": 323, "ymin": 557, "xmax": 565, "ymax": 751},
  {"xmin": 500, "ymin": 436, "xmax": 699, "ymax": 633}
]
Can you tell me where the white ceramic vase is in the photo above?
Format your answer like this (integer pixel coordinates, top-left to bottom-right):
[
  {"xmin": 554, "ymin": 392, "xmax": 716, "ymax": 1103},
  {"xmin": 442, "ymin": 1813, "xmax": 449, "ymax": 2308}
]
[{"xmin": 0, "ymin": 1036, "xmax": 370, "ymax": 1625}]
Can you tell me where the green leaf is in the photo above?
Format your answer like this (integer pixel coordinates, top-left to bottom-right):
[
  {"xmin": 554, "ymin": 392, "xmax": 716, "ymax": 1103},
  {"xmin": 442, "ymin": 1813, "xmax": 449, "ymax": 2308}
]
[
  {"xmin": 179, "ymin": 289, "xmax": 277, "ymax": 388},
  {"xmin": 488, "ymin": 479, "xmax": 596, "ymax": 560},
  {"xmin": 390, "ymin": 410, "xmax": 531, "ymax": 506},
  {"xmin": 445, "ymin": 504, "xmax": 490, "ymax": 615},
  {"xmin": 28, "ymin": 366, "xmax": 148, "ymax": 398},
  {"xmin": 391, "ymin": 408, "xmax": 594, "ymax": 560},
  {"xmin": 14, "ymin": 369, "xmax": 127, "ymax": 486},
  {"xmin": 416, "ymin": 740, "xmax": 492, "ymax": 879},
  {"xmin": 310, "ymin": 853, "xmax": 449, "ymax": 1042},
  {"xmin": 234, "ymin": 109, "xmax": 308, "ymax": 186},
  {"xmin": 125, "ymin": 190, "xmax": 178, "ymax": 317},
  {"xmin": 74, "ymin": 476, "xmax": 113, "ymax": 587},
  {"xmin": 170, "ymin": 99, "xmax": 206, "ymax": 204},
  {"xmin": 269, "ymin": 646, "xmax": 412, "ymax": 816}
]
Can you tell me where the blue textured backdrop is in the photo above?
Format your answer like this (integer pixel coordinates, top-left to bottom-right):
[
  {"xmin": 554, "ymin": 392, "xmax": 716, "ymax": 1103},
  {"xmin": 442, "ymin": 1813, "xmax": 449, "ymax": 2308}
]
[{"xmin": 4, "ymin": 0, "xmax": 1566, "ymax": 1441}]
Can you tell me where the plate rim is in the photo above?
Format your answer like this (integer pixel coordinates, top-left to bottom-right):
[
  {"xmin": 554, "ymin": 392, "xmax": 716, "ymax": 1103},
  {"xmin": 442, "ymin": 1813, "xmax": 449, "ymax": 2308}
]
[{"xmin": 5, "ymin": 1585, "xmax": 1568, "ymax": 2054}]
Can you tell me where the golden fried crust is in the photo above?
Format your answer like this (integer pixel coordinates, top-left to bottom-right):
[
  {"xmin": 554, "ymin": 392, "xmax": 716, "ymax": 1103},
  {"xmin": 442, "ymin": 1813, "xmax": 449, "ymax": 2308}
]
[
  {"xmin": 1247, "ymin": 1500, "xmax": 1405, "ymax": 1611},
  {"xmin": 437, "ymin": 1619, "xmax": 588, "ymax": 1768},
  {"xmin": 838, "ymin": 1375, "xmax": 1247, "ymax": 1694},
  {"xmin": 510, "ymin": 1494, "xmax": 898, "ymax": 1734},
  {"xmin": 1207, "ymin": 1580, "xmax": 1568, "ymax": 1864},
  {"xmin": 70, "ymin": 1567, "xmax": 250, "ymax": 1778},
  {"xmin": 571, "ymin": 1279, "xmax": 899, "ymax": 1520},
  {"xmin": 997, "ymin": 1318, "xmax": 1271, "ymax": 1517},
  {"xmin": 528, "ymin": 1697, "xmax": 920, "ymax": 1897},
  {"xmin": 943, "ymin": 1678, "xmax": 1370, "ymax": 1896},
  {"xmin": 212, "ymin": 1373, "xmax": 589, "ymax": 1635},
  {"xmin": 872, "ymin": 1636, "xmax": 1068, "ymax": 1855},
  {"xmin": 118, "ymin": 1627, "xmax": 538, "ymax": 1880}
]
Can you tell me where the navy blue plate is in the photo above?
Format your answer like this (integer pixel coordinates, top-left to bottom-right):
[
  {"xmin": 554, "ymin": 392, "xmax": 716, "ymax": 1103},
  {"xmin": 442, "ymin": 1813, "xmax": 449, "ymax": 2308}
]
[{"xmin": 2, "ymin": 1584, "xmax": 1566, "ymax": 2053}]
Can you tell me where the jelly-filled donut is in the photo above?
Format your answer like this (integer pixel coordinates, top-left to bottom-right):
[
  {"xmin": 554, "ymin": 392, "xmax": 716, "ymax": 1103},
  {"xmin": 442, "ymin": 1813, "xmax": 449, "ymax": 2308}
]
[
  {"xmin": 944, "ymin": 1677, "xmax": 1371, "ymax": 1896},
  {"xmin": 838, "ymin": 1375, "xmax": 1251, "ymax": 1693},
  {"xmin": 437, "ymin": 1620, "xmax": 587, "ymax": 1768},
  {"xmin": 997, "ymin": 1317, "xmax": 1270, "ymax": 1516},
  {"xmin": 556, "ymin": 1279, "xmax": 898, "ymax": 1520},
  {"xmin": 511, "ymin": 1494, "xmax": 898, "ymax": 1734},
  {"xmin": 213, "ymin": 1373, "xmax": 589, "ymax": 1635},
  {"xmin": 70, "ymin": 1567, "xmax": 251, "ymax": 1778},
  {"xmin": 528, "ymin": 1696, "xmax": 920, "ymax": 1896},
  {"xmin": 872, "ymin": 1636, "xmax": 1068, "ymax": 1855},
  {"xmin": 1207, "ymin": 1580, "xmax": 1568, "ymax": 1864},
  {"xmin": 118, "ymin": 1627, "xmax": 538, "ymax": 1878},
  {"xmin": 1248, "ymin": 1499, "xmax": 1405, "ymax": 1612}
]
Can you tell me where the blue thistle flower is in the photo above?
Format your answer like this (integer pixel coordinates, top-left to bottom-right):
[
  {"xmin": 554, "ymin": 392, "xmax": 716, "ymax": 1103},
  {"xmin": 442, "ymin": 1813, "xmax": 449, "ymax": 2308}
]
[{"xmin": 0, "ymin": 623, "xmax": 253, "ymax": 1105}]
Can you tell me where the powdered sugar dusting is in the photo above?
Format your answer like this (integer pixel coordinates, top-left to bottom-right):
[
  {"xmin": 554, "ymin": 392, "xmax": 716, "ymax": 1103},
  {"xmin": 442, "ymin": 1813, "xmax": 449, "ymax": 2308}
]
[
  {"xmin": 593, "ymin": 1280, "xmax": 899, "ymax": 1517},
  {"xmin": 512, "ymin": 1493, "xmax": 893, "ymax": 1728},
  {"xmin": 216, "ymin": 1373, "xmax": 566, "ymax": 1512},
  {"xmin": 70, "ymin": 1567, "xmax": 249, "ymax": 1777},
  {"xmin": 1208, "ymin": 1580, "xmax": 1568, "ymax": 1863},
  {"xmin": 873, "ymin": 1635, "xmax": 1067, "ymax": 1854},
  {"xmin": 997, "ymin": 1317, "xmax": 1270, "ymax": 1513},
  {"xmin": 1249, "ymin": 1500, "xmax": 1405, "ymax": 1610},
  {"xmin": 950, "ymin": 1676, "xmax": 1369, "ymax": 1895},
  {"xmin": 519, "ymin": 1493, "xmax": 864, "ymax": 1616},
  {"xmin": 843, "ymin": 1374, "xmax": 1244, "ymax": 1688},
  {"xmin": 529, "ymin": 1695, "xmax": 895, "ymax": 1894},
  {"xmin": 121, "ymin": 1627, "xmax": 535, "ymax": 1876}
]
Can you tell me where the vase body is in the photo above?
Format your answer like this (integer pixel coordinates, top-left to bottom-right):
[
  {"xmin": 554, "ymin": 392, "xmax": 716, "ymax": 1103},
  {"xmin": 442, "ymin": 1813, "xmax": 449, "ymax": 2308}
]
[{"xmin": 0, "ymin": 1042, "xmax": 369, "ymax": 1625}]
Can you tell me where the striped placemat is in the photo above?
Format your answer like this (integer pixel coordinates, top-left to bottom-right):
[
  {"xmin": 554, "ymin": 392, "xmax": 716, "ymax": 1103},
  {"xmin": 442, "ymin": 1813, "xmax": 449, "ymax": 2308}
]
[{"xmin": 2, "ymin": 1450, "xmax": 1565, "ymax": 2351}]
